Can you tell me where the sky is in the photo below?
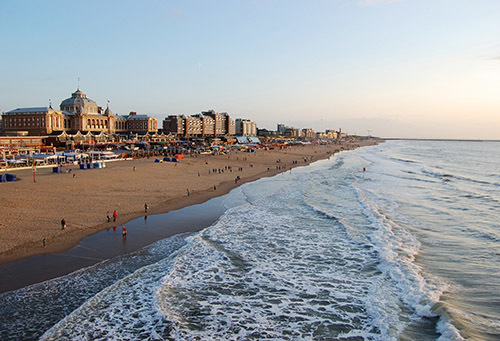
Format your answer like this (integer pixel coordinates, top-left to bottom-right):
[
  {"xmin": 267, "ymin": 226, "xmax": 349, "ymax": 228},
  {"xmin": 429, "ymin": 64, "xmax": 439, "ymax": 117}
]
[{"xmin": 1, "ymin": 0, "xmax": 500, "ymax": 139}]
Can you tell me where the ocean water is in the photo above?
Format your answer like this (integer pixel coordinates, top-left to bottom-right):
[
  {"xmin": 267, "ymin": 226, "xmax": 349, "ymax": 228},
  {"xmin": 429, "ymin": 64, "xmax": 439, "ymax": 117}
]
[{"xmin": 1, "ymin": 140, "xmax": 499, "ymax": 340}]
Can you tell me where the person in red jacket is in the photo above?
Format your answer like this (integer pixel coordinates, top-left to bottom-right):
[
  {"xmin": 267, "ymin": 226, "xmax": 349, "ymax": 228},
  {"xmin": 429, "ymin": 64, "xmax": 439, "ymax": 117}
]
[{"xmin": 113, "ymin": 210, "xmax": 117, "ymax": 222}]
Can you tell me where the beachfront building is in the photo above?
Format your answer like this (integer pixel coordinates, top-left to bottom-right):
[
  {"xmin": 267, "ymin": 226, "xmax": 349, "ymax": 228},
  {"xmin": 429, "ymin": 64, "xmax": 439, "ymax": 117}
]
[
  {"xmin": 228, "ymin": 117, "xmax": 236, "ymax": 135},
  {"xmin": 197, "ymin": 114, "xmax": 215, "ymax": 136},
  {"xmin": 284, "ymin": 127, "xmax": 299, "ymax": 138},
  {"xmin": 2, "ymin": 107, "xmax": 67, "ymax": 136},
  {"xmin": 115, "ymin": 112, "xmax": 158, "ymax": 134},
  {"xmin": 185, "ymin": 115, "xmax": 203, "ymax": 137},
  {"xmin": 324, "ymin": 130, "xmax": 338, "ymax": 139},
  {"xmin": 163, "ymin": 115, "xmax": 186, "ymax": 136},
  {"xmin": 1, "ymin": 88, "xmax": 158, "ymax": 136},
  {"xmin": 203, "ymin": 110, "xmax": 234, "ymax": 137},
  {"xmin": 302, "ymin": 128, "xmax": 316, "ymax": 140},
  {"xmin": 276, "ymin": 124, "xmax": 300, "ymax": 138},
  {"xmin": 277, "ymin": 123, "xmax": 286, "ymax": 135},
  {"xmin": 162, "ymin": 110, "xmax": 236, "ymax": 138},
  {"xmin": 235, "ymin": 119, "xmax": 257, "ymax": 136},
  {"xmin": 0, "ymin": 135, "xmax": 45, "ymax": 149}
]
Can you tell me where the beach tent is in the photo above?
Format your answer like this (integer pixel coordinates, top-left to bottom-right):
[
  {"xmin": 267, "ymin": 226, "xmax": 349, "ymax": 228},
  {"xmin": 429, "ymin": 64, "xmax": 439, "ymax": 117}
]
[
  {"xmin": 6, "ymin": 173, "xmax": 17, "ymax": 181},
  {"xmin": 7, "ymin": 159, "xmax": 28, "ymax": 167},
  {"xmin": 174, "ymin": 154, "xmax": 184, "ymax": 159},
  {"xmin": 57, "ymin": 152, "xmax": 86, "ymax": 163},
  {"xmin": 31, "ymin": 153, "xmax": 58, "ymax": 165}
]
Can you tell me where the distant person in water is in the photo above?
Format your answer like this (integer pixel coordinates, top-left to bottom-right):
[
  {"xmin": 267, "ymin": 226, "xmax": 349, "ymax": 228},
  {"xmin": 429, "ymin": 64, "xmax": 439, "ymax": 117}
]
[{"xmin": 122, "ymin": 226, "xmax": 127, "ymax": 236}]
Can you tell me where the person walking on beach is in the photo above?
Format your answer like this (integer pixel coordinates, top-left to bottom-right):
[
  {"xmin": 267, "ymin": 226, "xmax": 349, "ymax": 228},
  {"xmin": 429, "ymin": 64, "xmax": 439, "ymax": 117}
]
[
  {"xmin": 113, "ymin": 210, "xmax": 117, "ymax": 222},
  {"xmin": 144, "ymin": 203, "xmax": 148, "ymax": 213},
  {"xmin": 61, "ymin": 218, "xmax": 66, "ymax": 230},
  {"xmin": 43, "ymin": 238, "xmax": 46, "ymax": 248},
  {"xmin": 106, "ymin": 211, "xmax": 111, "ymax": 222}
]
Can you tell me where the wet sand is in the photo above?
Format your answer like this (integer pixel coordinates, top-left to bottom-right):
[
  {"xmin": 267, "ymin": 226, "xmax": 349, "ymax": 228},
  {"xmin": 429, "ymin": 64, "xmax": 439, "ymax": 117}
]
[
  {"xmin": 0, "ymin": 139, "xmax": 378, "ymax": 267},
  {"xmin": 0, "ymin": 194, "xmax": 228, "ymax": 293}
]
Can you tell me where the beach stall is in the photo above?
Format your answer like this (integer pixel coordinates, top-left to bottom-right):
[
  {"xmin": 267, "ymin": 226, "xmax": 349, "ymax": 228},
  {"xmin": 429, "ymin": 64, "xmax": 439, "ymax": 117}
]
[
  {"xmin": 32, "ymin": 153, "xmax": 58, "ymax": 166},
  {"xmin": 87, "ymin": 151, "xmax": 120, "ymax": 161},
  {"xmin": 7, "ymin": 159, "xmax": 28, "ymax": 168},
  {"xmin": 56, "ymin": 152, "xmax": 87, "ymax": 164}
]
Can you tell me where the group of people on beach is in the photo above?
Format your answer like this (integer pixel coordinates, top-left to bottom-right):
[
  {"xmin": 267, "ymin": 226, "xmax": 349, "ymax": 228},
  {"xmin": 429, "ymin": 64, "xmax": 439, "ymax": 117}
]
[
  {"xmin": 208, "ymin": 165, "xmax": 243, "ymax": 174},
  {"xmin": 36, "ymin": 144, "xmax": 345, "ymax": 249},
  {"xmin": 106, "ymin": 210, "xmax": 118, "ymax": 223}
]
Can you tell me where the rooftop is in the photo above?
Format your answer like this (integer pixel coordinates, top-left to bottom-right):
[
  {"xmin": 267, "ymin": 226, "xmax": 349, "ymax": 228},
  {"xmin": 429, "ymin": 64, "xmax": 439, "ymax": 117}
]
[{"xmin": 6, "ymin": 107, "xmax": 51, "ymax": 114}]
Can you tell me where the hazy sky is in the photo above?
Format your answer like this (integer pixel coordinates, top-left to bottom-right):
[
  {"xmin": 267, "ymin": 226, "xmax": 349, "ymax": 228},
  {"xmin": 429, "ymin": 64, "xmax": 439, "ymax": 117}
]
[{"xmin": 1, "ymin": 0, "xmax": 500, "ymax": 139}]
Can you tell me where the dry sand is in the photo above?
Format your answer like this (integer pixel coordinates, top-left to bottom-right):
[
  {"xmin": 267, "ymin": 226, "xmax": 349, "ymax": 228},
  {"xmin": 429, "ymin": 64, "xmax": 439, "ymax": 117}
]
[{"xmin": 0, "ymin": 139, "xmax": 378, "ymax": 265}]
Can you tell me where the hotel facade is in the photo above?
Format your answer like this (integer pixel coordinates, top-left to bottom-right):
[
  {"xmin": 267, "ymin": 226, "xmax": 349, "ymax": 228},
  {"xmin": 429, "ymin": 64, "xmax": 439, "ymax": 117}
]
[
  {"xmin": 162, "ymin": 110, "xmax": 237, "ymax": 138},
  {"xmin": 1, "ymin": 88, "xmax": 158, "ymax": 136}
]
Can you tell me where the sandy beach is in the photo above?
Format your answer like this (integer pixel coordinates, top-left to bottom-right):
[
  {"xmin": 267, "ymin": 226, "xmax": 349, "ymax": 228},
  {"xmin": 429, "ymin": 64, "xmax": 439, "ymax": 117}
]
[{"xmin": 0, "ymin": 139, "xmax": 378, "ymax": 265}]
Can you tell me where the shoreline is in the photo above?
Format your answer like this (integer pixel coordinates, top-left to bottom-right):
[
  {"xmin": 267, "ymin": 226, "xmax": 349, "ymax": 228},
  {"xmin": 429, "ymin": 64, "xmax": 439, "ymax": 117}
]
[{"xmin": 0, "ymin": 139, "xmax": 380, "ymax": 269}]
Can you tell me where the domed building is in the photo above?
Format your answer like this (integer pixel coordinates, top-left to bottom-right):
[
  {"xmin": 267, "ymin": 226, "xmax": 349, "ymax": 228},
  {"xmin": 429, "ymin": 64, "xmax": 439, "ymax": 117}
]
[
  {"xmin": 60, "ymin": 88, "xmax": 99, "ymax": 114},
  {"xmin": 2, "ymin": 87, "xmax": 158, "ymax": 137}
]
